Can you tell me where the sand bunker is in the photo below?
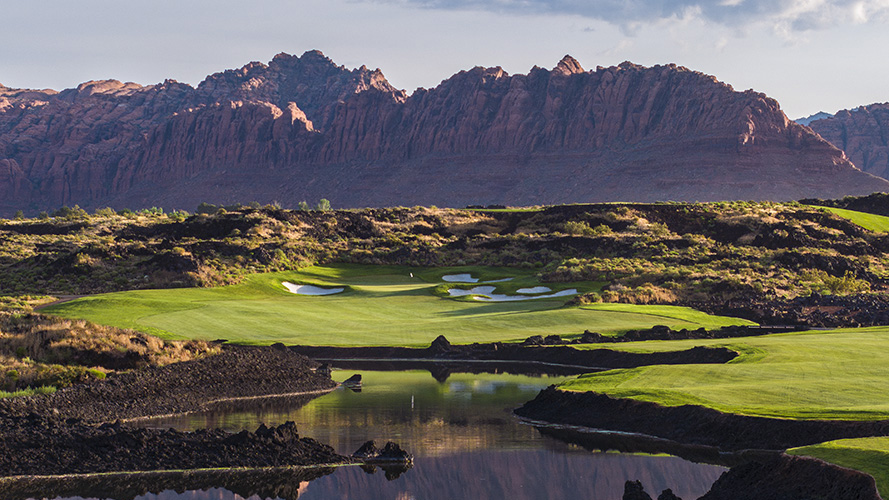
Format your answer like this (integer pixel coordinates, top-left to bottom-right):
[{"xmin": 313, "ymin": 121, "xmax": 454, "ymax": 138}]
[
  {"xmin": 447, "ymin": 286, "xmax": 577, "ymax": 302},
  {"xmin": 442, "ymin": 274, "xmax": 479, "ymax": 283},
  {"xmin": 516, "ymin": 286, "xmax": 552, "ymax": 294},
  {"xmin": 282, "ymin": 282, "xmax": 345, "ymax": 295},
  {"xmin": 448, "ymin": 286, "xmax": 496, "ymax": 297},
  {"xmin": 473, "ymin": 289, "xmax": 578, "ymax": 302},
  {"xmin": 442, "ymin": 274, "xmax": 514, "ymax": 283}
]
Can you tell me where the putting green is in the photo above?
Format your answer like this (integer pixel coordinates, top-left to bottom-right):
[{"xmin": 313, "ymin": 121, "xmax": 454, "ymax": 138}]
[
  {"xmin": 43, "ymin": 264, "xmax": 751, "ymax": 346},
  {"xmin": 561, "ymin": 327, "xmax": 889, "ymax": 421}
]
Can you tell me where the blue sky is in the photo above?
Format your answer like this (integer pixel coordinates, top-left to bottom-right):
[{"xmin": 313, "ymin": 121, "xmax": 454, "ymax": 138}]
[{"xmin": 3, "ymin": 0, "xmax": 888, "ymax": 118}]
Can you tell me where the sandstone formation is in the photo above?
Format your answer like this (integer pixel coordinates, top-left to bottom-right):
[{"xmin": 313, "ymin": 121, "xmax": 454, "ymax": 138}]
[
  {"xmin": 1, "ymin": 51, "xmax": 887, "ymax": 215},
  {"xmin": 808, "ymin": 103, "xmax": 889, "ymax": 180}
]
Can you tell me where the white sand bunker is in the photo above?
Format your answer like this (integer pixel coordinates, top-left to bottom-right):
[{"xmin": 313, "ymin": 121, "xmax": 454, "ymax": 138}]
[
  {"xmin": 282, "ymin": 282, "xmax": 344, "ymax": 295},
  {"xmin": 442, "ymin": 274, "xmax": 479, "ymax": 283},
  {"xmin": 448, "ymin": 286, "xmax": 496, "ymax": 297},
  {"xmin": 447, "ymin": 286, "xmax": 578, "ymax": 302},
  {"xmin": 442, "ymin": 274, "xmax": 514, "ymax": 283},
  {"xmin": 473, "ymin": 289, "xmax": 578, "ymax": 302},
  {"xmin": 516, "ymin": 286, "xmax": 552, "ymax": 294}
]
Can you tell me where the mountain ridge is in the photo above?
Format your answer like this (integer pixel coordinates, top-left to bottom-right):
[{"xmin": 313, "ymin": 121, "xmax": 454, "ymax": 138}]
[
  {"xmin": 808, "ymin": 103, "xmax": 889, "ymax": 181},
  {"xmin": 1, "ymin": 50, "xmax": 886, "ymax": 214}
]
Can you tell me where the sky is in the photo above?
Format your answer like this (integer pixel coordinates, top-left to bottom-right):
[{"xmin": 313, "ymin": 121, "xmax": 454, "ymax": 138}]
[{"xmin": 2, "ymin": 0, "xmax": 889, "ymax": 119}]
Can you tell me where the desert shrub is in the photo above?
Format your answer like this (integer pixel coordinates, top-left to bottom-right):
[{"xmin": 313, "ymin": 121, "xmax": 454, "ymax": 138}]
[
  {"xmin": 805, "ymin": 270, "xmax": 871, "ymax": 295},
  {"xmin": 94, "ymin": 207, "xmax": 116, "ymax": 217}
]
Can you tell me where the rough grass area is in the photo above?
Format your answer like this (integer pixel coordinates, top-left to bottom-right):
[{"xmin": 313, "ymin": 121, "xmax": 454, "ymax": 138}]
[
  {"xmin": 43, "ymin": 265, "xmax": 751, "ymax": 347},
  {"xmin": 790, "ymin": 438, "xmax": 889, "ymax": 498},
  {"xmin": 0, "ymin": 296, "xmax": 216, "ymax": 392},
  {"xmin": 560, "ymin": 327, "xmax": 889, "ymax": 420},
  {"xmin": 821, "ymin": 207, "xmax": 889, "ymax": 233}
]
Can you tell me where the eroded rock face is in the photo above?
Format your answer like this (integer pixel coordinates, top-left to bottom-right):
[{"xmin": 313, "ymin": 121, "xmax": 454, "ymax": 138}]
[
  {"xmin": 809, "ymin": 103, "xmax": 889, "ymax": 180},
  {"xmin": 1, "ymin": 51, "xmax": 887, "ymax": 215}
]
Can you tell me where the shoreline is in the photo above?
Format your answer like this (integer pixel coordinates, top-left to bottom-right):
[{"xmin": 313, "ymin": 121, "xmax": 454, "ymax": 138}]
[
  {"xmin": 515, "ymin": 387, "xmax": 889, "ymax": 451},
  {"xmin": 517, "ymin": 389, "xmax": 888, "ymax": 499},
  {"xmin": 290, "ymin": 336, "xmax": 738, "ymax": 370},
  {"xmin": 0, "ymin": 345, "xmax": 410, "ymax": 478}
]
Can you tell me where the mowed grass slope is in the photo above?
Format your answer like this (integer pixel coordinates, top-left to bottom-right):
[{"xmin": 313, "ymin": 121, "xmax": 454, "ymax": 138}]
[
  {"xmin": 822, "ymin": 207, "xmax": 889, "ymax": 232},
  {"xmin": 790, "ymin": 438, "xmax": 889, "ymax": 498},
  {"xmin": 561, "ymin": 327, "xmax": 889, "ymax": 420},
  {"xmin": 44, "ymin": 265, "xmax": 751, "ymax": 347}
]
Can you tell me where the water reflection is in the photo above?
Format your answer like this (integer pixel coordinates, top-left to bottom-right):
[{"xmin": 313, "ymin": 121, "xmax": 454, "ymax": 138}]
[{"xmin": 17, "ymin": 367, "xmax": 727, "ymax": 500}]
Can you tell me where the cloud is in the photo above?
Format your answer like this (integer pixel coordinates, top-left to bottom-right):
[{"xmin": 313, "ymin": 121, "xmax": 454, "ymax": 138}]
[{"xmin": 378, "ymin": 0, "xmax": 889, "ymax": 32}]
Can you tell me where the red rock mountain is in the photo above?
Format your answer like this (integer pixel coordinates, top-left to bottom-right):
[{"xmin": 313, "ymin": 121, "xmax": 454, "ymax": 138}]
[
  {"xmin": 1, "ymin": 51, "xmax": 887, "ymax": 214},
  {"xmin": 808, "ymin": 104, "xmax": 889, "ymax": 181}
]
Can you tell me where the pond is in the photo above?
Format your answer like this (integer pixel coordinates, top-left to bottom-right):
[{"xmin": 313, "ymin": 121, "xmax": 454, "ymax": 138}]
[{"xmin": 26, "ymin": 367, "xmax": 726, "ymax": 500}]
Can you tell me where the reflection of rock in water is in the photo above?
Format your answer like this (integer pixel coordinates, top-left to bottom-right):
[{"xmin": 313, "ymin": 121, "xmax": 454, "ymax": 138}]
[
  {"xmin": 341, "ymin": 373, "xmax": 363, "ymax": 392},
  {"xmin": 360, "ymin": 463, "xmax": 414, "ymax": 480},
  {"xmin": 532, "ymin": 425, "xmax": 773, "ymax": 468},
  {"xmin": 0, "ymin": 466, "xmax": 336, "ymax": 500},
  {"xmin": 328, "ymin": 359, "xmax": 590, "ymax": 382}
]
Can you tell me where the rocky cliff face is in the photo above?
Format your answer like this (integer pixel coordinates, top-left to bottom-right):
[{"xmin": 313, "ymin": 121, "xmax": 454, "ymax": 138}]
[
  {"xmin": 1, "ymin": 51, "xmax": 887, "ymax": 214},
  {"xmin": 808, "ymin": 104, "xmax": 889, "ymax": 181}
]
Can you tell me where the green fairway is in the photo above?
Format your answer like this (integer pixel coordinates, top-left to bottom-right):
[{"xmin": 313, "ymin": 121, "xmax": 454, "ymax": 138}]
[
  {"xmin": 790, "ymin": 438, "xmax": 889, "ymax": 498},
  {"xmin": 560, "ymin": 327, "xmax": 889, "ymax": 420},
  {"xmin": 822, "ymin": 207, "xmax": 889, "ymax": 232},
  {"xmin": 43, "ymin": 264, "xmax": 751, "ymax": 347}
]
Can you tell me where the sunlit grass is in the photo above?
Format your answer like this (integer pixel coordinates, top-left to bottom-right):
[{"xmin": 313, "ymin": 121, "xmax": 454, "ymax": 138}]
[
  {"xmin": 562, "ymin": 327, "xmax": 889, "ymax": 420},
  {"xmin": 822, "ymin": 207, "xmax": 889, "ymax": 233},
  {"xmin": 0, "ymin": 385, "xmax": 56, "ymax": 399},
  {"xmin": 44, "ymin": 264, "xmax": 750, "ymax": 347},
  {"xmin": 790, "ymin": 437, "xmax": 889, "ymax": 498}
]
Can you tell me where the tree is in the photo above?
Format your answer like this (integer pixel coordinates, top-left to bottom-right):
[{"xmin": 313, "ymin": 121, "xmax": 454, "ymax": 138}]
[
  {"xmin": 315, "ymin": 199, "xmax": 331, "ymax": 211},
  {"xmin": 51, "ymin": 205, "xmax": 88, "ymax": 220},
  {"xmin": 13, "ymin": 210, "xmax": 24, "ymax": 220},
  {"xmin": 298, "ymin": 201, "xmax": 309, "ymax": 211},
  {"xmin": 196, "ymin": 202, "xmax": 218, "ymax": 215}
]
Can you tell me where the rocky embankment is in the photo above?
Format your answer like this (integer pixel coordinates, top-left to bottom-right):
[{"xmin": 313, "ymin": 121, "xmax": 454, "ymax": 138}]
[
  {"xmin": 0, "ymin": 345, "xmax": 411, "ymax": 477},
  {"xmin": 576, "ymin": 325, "xmax": 801, "ymax": 343},
  {"xmin": 516, "ymin": 388, "xmax": 889, "ymax": 451},
  {"xmin": 690, "ymin": 292, "xmax": 889, "ymax": 328},
  {"xmin": 619, "ymin": 454, "xmax": 882, "ymax": 500},
  {"xmin": 291, "ymin": 335, "xmax": 737, "ymax": 370},
  {"xmin": 699, "ymin": 455, "xmax": 881, "ymax": 500},
  {"xmin": 0, "ymin": 418, "xmax": 344, "ymax": 476},
  {"xmin": 0, "ymin": 344, "xmax": 336, "ymax": 422}
]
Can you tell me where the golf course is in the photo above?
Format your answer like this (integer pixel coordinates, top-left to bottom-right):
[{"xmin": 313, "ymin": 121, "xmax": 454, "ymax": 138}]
[
  {"xmin": 555, "ymin": 327, "xmax": 889, "ymax": 496},
  {"xmin": 43, "ymin": 264, "xmax": 753, "ymax": 346}
]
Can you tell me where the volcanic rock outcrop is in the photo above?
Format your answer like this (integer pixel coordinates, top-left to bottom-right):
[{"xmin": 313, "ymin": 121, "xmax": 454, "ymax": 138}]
[
  {"xmin": 808, "ymin": 103, "xmax": 889, "ymax": 180},
  {"xmin": 1, "ymin": 51, "xmax": 887, "ymax": 215}
]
